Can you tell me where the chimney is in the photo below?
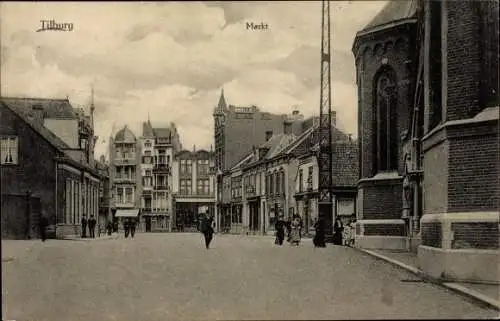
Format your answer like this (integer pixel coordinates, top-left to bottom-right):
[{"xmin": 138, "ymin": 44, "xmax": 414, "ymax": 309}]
[{"xmin": 265, "ymin": 130, "xmax": 273, "ymax": 141}]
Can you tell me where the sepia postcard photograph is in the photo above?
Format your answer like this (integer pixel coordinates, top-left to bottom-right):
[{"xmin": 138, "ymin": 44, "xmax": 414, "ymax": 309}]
[{"xmin": 1, "ymin": 1, "xmax": 499, "ymax": 320}]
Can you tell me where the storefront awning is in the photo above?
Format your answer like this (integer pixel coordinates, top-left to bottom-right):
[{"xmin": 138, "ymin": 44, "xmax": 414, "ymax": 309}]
[{"xmin": 115, "ymin": 209, "xmax": 139, "ymax": 217}]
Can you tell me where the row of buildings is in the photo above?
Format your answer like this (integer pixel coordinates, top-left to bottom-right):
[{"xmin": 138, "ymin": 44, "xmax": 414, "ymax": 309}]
[
  {"xmin": 351, "ymin": 0, "xmax": 498, "ymax": 284},
  {"xmin": 1, "ymin": 96, "xmax": 111, "ymax": 239},
  {"xmin": 212, "ymin": 90, "xmax": 359, "ymax": 236},
  {"xmin": 106, "ymin": 89, "xmax": 359, "ymax": 235},
  {"xmin": 108, "ymin": 120, "xmax": 216, "ymax": 232}
]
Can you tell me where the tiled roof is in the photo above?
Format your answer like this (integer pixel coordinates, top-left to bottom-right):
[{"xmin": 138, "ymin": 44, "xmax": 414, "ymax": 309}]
[
  {"xmin": 2, "ymin": 98, "xmax": 101, "ymax": 176},
  {"xmin": 262, "ymin": 133, "xmax": 297, "ymax": 159},
  {"xmin": 331, "ymin": 141, "xmax": 359, "ymax": 187},
  {"xmin": 153, "ymin": 127, "xmax": 171, "ymax": 138},
  {"xmin": 1, "ymin": 97, "xmax": 77, "ymax": 123},
  {"xmin": 1, "ymin": 98, "xmax": 71, "ymax": 150},
  {"xmin": 361, "ymin": 0, "xmax": 417, "ymax": 33},
  {"xmin": 230, "ymin": 153, "xmax": 254, "ymax": 171},
  {"xmin": 279, "ymin": 124, "xmax": 349, "ymax": 158},
  {"xmin": 114, "ymin": 125, "xmax": 136, "ymax": 142},
  {"xmin": 142, "ymin": 121, "xmax": 155, "ymax": 137}
]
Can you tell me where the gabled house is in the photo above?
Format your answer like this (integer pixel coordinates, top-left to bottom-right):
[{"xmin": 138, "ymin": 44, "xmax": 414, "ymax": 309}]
[{"xmin": 1, "ymin": 97, "xmax": 101, "ymax": 239}]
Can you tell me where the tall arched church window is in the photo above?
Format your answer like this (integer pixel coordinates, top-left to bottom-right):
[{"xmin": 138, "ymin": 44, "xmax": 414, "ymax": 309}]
[{"xmin": 374, "ymin": 69, "xmax": 398, "ymax": 172}]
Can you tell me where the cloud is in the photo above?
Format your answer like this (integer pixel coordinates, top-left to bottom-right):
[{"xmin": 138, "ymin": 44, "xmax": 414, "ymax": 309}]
[{"xmin": 0, "ymin": 1, "xmax": 387, "ymax": 159}]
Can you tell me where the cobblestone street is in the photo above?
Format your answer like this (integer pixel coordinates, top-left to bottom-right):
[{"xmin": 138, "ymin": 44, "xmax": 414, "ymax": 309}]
[{"xmin": 2, "ymin": 234, "xmax": 498, "ymax": 320}]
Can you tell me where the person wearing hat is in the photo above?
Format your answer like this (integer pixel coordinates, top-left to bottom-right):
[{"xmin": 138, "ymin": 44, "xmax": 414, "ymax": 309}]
[
  {"xmin": 274, "ymin": 214, "xmax": 286, "ymax": 246},
  {"xmin": 200, "ymin": 211, "xmax": 215, "ymax": 249}
]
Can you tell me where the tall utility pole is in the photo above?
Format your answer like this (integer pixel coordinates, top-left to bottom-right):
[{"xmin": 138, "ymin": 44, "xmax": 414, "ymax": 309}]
[{"xmin": 317, "ymin": 0, "xmax": 334, "ymax": 239}]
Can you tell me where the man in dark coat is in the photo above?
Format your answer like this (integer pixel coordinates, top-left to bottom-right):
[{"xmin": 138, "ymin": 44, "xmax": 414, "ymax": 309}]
[
  {"xmin": 124, "ymin": 219, "xmax": 130, "ymax": 238},
  {"xmin": 130, "ymin": 218, "xmax": 137, "ymax": 238},
  {"xmin": 313, "ymin": 218, "xmax": 326, "ymax": 248},
  {"xmin": 88, "ymin": 215, "xmax": 96, "ymax": 238},
  {"xmin": 201, "ymin": 212, "xmax": 214, "ymax": 249},
  {"xmin": 274, "ymin": 215, "xmax": 285, "ymax": 246},
  {"xmin": 81, "ymin": 215, "xmax": 88, "ymax": 238},
  {"xmin": 333, "ymin": 217, "xmax": 344, "ymax": 245}
]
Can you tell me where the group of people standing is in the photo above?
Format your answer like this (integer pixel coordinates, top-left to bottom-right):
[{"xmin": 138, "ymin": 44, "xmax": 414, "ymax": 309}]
[
  {"xmin": 81, "ymin": 215, "xmax": 97, "ymax": 238},
  {"xmin": 274, "ymin": 214, "xmax": 304, "ymax": 246},
  {"xmin": 123, "ymin": 218, "xmax": 137, "ymax": 238},
  {"xmin": 333, "ymin": 217, "xmax": 357, "ymax": 246},
  {"xmin": 275, "ymin": 214, "xmax": 356, "ymax": 248}
]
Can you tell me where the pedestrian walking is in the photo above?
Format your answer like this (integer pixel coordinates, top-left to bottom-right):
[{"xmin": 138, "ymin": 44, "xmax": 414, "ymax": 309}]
[
  {"xmin": 88, "ymin": 215, "xmax": 96, "ymax": 238},
  {"xmin": 124, "ymin": 219, "xmax": 130, "ymax": 238},
  {"xmin": 313, "ymin": 218, "xmax": 326, "ymax": 248},
  {"xmin": 81, "ymin": 215, "xmax": 87, "ymax": 238},
  {"xmin": 201, "ymin": 212, "xmax": 214, "ymax": 249},
  {"xmin": 39, "ymin": 212, "xmax": 48, "ymax": 242},
  {"xmin": 130, "ymin": 218, "xmax": 136, "ymax": 238},
  {"xmin": 333, "ymin": 217, "xmax": 344, "ymax": 245},
  {"xmin": 274, "ymin": 214, "xmax": 286, "ymax": 246},
  {"xmin": 289, "ymin": 216, "xmax": 302, "ymax": 246}
]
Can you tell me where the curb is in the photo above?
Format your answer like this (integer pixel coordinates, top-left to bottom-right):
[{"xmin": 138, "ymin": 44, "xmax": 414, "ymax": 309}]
[{"xmin": 356, "ymin": 248, "xmax": 500, "ymax": 311}]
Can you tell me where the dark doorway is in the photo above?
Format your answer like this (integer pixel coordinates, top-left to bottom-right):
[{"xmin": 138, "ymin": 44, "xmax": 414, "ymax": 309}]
[{"xmin": 145, "ymin": 216, "xmax": 152, "ymax": 232}]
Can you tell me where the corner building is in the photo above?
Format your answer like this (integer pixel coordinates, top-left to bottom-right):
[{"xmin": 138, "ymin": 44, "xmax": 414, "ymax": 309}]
[
  {"xmin": 353, "ymin": 0, "xmax": 499, "ymax": 283},
  {"xmin": 353, "ymin": 1, "xmax": 418, "ymax": 251}
]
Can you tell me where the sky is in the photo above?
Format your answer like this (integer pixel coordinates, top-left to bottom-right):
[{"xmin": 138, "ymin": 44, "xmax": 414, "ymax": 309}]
[{"xmin": 1, "ymin": 1, "xmax": 387, "ymax": 158}]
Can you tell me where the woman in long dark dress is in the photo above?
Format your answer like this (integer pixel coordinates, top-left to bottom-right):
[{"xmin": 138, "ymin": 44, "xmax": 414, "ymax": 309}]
[
  {"xmin": 313, "ymin": 218, "xmax": 326, "ymax": 247},
  {"xmin": 333, "ymin": 217, "xmax": 344, "ymax": 245},
  {"xmin": 274, "ymin": 215, "xmax": 285, "ymax": 246}
]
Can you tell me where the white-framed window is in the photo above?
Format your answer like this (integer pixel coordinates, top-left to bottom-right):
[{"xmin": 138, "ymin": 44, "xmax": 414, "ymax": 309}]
[
  {"xmin": 1, "ymin": 136, "xmax": 18, "ymax": 165},
  {"xmin": 116, "ymin": 187, "xmax": 124, "ymax": 204},
  {"xmin": 125, "ymin": 187, "xmax": 134, "ymax": 203}
]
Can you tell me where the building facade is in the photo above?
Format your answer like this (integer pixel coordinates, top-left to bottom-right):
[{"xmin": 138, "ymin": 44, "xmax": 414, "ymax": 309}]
[
  {"xmin": 222, "ymin": 119, "xmax": 357, "ymax": 236},
  {"xmin": 140, "ymin": 121, "xmax": 182, "ymax": 232},
  {"xmin": 1, "ymin": 97, "xmax": 101, "ymax": 239},
  {"xmin": 213, "ymin": 89, "xmax": 306, "ymax": 231},
  {"xmin": 109, "ymin": 125, "xmax": 142, "ymax": 230},
  {"xmin": 353, "ymin": 0, "xmax": 418, "ymax": 250},
  {"xmin": 172, "ymin": 149, "xmax": 216, "ymax": 231},
  {"xmin": 353, "ymin": 0, "xmax": 499, "ymax": 283},
  {"xmin": 96, "ymin": 155, "xmax": 112, "ymax": 231}
]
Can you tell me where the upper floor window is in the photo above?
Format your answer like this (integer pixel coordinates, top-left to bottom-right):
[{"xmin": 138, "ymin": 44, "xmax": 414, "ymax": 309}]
[
  {"xmin": 1, "ymin": 136, "xmax": 18, "ymax": 165},
  {"xmin": 143, "ymin": 176, "xmax": 152, "ymax": 187},
  {"xmin": 197, "ymin": 179, "xmax": 210, "ymax": 195},
  {"xmin": 145, "ymin": 140, "xmax": 152, "ymax": 148},
  {"xmin": 197, "ymin": 159, "xmax": 210, "ymax": 175},
  {"xmin": 374, "ymin": 68, "xmax": 398, "ymax": 173},
  {"xmin": 180, "ymin": 179, "xmax": 192, "ymax": 195},
  {"xmin": 180, "ymin": 159, "xmax": 192, "ymax": 174}
]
